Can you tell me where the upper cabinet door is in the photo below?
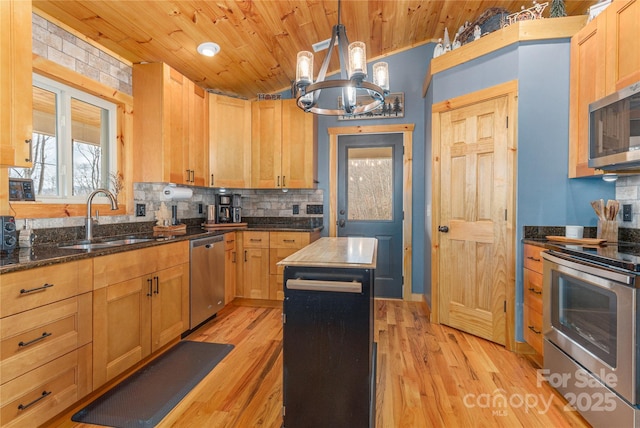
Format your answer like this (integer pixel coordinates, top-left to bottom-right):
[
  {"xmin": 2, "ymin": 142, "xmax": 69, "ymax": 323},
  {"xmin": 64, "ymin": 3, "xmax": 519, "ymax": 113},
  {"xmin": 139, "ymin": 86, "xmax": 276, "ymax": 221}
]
[
  {"xmin": 605, "ymin": 0, "xmax": 640, "ymax": 91},
  {"xmin": 568, "ymin": 17, "xmax": 606, "ymax": 178},
  {"xmin": 189, "ymin": 83, "xmax": 208, "ymax": 187},
  {"xmin": 0, "ymin": 0, "xmax": 33, "ymax": 168},
  {"xmin": 208, "ymin": 94, "xmax": 252, "ymax": 188},
  {"xmin": 251, "ymin": 99, "xmax": 317, "ymax": 189},
  {"xmin": 281, "ymin": 100, "xmax": 317, "ymax": 189},
  {"xmin": 251, "ymin": 100, "xmax": 283, "ymax": 188}
]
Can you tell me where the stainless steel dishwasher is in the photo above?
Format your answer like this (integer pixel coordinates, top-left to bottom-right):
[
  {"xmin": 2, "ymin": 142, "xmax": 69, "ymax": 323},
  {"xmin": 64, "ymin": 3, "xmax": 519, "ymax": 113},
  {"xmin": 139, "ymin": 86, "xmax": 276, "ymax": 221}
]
[{"xmin": 190, "ymin": 235, "xmax": 225, "ymax": 329}]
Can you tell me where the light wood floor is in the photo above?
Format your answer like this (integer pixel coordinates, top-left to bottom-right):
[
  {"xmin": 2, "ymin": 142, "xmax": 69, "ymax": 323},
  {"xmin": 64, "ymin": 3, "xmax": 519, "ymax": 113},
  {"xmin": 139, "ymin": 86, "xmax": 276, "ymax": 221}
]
[{"xmin": 57, "ymin": 300, "xmax": 590, "ymax": 428}]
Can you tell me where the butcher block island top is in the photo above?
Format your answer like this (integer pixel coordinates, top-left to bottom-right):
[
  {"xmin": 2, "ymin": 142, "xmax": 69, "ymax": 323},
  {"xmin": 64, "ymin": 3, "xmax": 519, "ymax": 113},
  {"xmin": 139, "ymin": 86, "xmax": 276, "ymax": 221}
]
[{"xmin": 278, "ymin": 237, "xmax": 377, "ymax": 269}]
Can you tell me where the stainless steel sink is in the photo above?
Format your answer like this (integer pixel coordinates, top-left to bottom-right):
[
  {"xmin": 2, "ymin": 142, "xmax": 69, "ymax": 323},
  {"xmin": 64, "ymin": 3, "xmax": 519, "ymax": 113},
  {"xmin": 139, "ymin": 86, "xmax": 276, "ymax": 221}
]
[{"xmin": 58, "ymin": 237, "xmax": 156, "ymax": 250}]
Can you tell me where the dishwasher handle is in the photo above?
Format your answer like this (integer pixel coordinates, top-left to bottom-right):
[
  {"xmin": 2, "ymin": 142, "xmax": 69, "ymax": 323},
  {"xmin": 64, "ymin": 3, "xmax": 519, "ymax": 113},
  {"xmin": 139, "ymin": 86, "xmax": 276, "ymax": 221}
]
[{"xmin": 286, "ymin": 279, "xmax": 362, "ymax": 294}]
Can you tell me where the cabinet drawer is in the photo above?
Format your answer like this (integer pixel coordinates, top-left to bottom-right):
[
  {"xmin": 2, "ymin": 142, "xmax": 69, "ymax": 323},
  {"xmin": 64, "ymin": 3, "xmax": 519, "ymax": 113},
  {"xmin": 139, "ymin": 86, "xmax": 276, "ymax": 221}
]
[
  {"xmin": 0, "ymin": 260, "xmax": 92, "ymax": 318},
  {"xmin": 0, "ymin": 344, "xmax": 92, "ymax": 428},
  {"xmin": 224, "ymin": 232, "xmax": 237, "ymax": 251},
  {"xmin": 155, "ymin": 241, "xmax": 189, "ymax": 268},
  {"xmin": 93, "ymin": 246, "xmax": 158, "ymax": 289},
  {"xmin": 1, "ymin": 293, "xmax": 92, "ymax": 383},
  {"xmin": 523, "ymin": 304, "xmax": 543, "ymax": 356},
  {"xmin": 270, "ymin": 232, "xmax": 309, "ymax": 249},
  {"xmin": 523, "ymin": 269, "xmax": 543, "ymax": 314},
  {"xmin": 243, "ymin": 231, "xmax": 270, "ymax": 248},
  {"xmin": 523, "ymin": 245, "xmax": 544, "ymax": 274}
]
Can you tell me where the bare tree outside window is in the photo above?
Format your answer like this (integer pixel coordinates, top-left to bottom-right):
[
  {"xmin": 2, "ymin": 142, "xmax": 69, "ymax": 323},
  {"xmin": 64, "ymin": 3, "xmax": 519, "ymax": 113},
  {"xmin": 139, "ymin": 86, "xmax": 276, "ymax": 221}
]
[
  {"xmin": 73, "ymin": 140, "xmax": 102, "ymax": 196},
  {"xmin": 347, "ymin": 147, "xmax": 393, "ymax": 221}
]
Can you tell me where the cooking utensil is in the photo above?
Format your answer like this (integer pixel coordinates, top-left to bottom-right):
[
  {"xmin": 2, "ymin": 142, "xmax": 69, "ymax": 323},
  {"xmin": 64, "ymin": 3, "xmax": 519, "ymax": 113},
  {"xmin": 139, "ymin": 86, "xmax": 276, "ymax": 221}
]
[{"xmin": 591, "ymin": 200, "xmax": 605, "ymax": 220}]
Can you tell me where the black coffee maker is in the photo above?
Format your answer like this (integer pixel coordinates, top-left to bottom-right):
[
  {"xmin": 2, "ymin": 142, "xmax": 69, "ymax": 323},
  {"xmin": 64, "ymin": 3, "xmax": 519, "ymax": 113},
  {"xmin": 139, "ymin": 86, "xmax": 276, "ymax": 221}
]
[{"xmin": 216, "ymin": 194, "xmax": 232, "ymax": 223}]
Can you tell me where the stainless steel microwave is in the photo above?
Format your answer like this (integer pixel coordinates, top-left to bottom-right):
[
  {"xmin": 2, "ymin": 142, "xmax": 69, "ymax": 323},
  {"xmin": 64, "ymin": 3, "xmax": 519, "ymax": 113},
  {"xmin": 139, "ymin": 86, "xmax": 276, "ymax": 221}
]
[{"xmin": 589, "ymin": 81, "xmax": 640, "ymax": 170}]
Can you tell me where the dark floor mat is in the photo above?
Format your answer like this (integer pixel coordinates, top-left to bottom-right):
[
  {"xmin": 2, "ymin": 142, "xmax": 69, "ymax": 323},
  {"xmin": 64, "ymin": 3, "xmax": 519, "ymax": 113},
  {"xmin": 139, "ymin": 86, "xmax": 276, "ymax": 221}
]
[{"xmin": 72, "ymin": 341, "xmax": 234, "ymax": 428}]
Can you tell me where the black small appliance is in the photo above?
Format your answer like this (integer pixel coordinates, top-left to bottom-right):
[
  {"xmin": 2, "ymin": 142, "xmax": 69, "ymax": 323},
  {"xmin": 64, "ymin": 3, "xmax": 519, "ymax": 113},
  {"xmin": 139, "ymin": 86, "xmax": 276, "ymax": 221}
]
[
  {"xmin": 216, "ymin": 194, "xmax": 232, "ymax": 223},
  {"xmin": 1, "ymin": 216, "xmax": 17, "ymax": 253}
]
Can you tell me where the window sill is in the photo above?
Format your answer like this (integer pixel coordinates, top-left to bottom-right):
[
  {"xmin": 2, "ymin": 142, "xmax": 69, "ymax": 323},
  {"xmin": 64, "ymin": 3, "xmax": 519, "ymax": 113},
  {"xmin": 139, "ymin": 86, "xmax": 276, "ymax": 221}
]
[{"xmin": 9, "ymin": 201, "xmax": 127, "ymax": 219}]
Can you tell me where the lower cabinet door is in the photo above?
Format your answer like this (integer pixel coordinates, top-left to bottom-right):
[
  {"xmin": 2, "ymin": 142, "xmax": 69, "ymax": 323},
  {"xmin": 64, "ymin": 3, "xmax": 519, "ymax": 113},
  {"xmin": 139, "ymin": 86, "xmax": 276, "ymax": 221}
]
[
  {"xmin": 243, "ymin": 248, "xmax": 270, "ymax": 299},
  {"xmin": 0, "ymin": 344, "xmax": 92, "ymax": 428},
  {"xmin": 151, "ymin": 263, "xmax": 189, "ymax": 352},
  {"xmin": 93, "ymin": 277, "xmax": 152, "ymax": 388}
]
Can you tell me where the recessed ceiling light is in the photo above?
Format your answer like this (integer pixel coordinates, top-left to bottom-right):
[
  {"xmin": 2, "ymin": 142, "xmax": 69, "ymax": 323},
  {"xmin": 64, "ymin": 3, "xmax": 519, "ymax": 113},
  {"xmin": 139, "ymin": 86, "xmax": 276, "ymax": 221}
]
[{"xmin": 197, "ymin": 42, "xmax": 220, "ymax": 57}]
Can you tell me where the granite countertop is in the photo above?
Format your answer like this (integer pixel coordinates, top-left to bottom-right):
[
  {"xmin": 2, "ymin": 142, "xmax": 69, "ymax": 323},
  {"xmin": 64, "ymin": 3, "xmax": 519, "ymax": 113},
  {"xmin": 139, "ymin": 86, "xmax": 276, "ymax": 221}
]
[
  {"xmin": 0, "ymin": 219, "xmax": 324, "ymax": 274},
  {"xmin": 278, "ymin": 237, "xmax": 377, "ymax": 269}
]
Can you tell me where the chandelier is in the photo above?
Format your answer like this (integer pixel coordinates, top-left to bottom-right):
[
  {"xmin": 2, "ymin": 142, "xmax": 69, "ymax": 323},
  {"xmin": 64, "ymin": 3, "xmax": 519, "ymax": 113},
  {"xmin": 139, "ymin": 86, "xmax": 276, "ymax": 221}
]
[{"xmin": 291, "ymin": 0, "xmax": 389, "ymax": 116}]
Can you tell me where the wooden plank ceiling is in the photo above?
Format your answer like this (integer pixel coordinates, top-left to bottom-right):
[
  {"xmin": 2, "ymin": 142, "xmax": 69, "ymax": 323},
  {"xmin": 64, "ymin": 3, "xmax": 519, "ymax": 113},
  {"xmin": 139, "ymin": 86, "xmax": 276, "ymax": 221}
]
[{"xmin": 33, "ymin": 0, "xmax": 597, "ymax": 100}]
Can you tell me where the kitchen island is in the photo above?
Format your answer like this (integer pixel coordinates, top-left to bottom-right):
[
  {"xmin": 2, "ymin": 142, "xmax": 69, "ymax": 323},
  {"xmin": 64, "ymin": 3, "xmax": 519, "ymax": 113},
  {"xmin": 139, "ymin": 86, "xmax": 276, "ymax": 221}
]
[{"xmin": 278, "ymin": 237, "xmax": 377, "ymax": 428}]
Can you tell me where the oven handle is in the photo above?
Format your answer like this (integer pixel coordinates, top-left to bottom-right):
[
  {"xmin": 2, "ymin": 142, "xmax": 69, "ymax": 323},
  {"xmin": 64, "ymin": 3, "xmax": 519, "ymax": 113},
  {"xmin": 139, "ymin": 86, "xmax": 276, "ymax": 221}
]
[{"xmin": 542, "ymin": 250, "xmax": 636, "ymax": 286}]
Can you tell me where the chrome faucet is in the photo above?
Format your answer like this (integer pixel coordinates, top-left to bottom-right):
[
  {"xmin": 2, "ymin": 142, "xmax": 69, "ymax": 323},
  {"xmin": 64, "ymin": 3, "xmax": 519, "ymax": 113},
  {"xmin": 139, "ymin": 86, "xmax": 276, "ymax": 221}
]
[{"xmin": 86, "ymin": 188, "xmax": 119, "ymax": 241}]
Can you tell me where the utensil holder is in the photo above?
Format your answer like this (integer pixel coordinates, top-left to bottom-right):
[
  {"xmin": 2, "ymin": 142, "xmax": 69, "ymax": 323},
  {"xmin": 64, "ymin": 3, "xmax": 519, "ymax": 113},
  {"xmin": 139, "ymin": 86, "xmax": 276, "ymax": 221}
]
[{"xmin": 597, "ymin": 220, "xmax": 618, "ymax": 243}]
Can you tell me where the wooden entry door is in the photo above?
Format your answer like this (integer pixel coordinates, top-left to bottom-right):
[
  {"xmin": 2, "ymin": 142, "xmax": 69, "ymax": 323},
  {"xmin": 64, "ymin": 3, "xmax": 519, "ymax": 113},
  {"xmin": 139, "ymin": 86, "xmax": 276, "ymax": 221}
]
[{"xmin": 432, "ymin": 82, "xmax": 517, "ymax": 346}]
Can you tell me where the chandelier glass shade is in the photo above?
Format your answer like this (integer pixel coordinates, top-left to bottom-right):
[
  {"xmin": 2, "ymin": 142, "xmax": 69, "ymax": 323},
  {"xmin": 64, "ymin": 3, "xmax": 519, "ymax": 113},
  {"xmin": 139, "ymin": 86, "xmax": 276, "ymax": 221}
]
[{"xmin": 292, "ymin": 1, "xmax": 389, "ymax": 116}]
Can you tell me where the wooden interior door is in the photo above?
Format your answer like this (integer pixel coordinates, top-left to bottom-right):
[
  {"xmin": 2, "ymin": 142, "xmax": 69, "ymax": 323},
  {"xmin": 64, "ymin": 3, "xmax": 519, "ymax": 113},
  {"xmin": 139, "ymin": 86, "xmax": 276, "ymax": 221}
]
[{"xmin": 433, "ymin": 84, "xmax": 516, "ymax": 346}]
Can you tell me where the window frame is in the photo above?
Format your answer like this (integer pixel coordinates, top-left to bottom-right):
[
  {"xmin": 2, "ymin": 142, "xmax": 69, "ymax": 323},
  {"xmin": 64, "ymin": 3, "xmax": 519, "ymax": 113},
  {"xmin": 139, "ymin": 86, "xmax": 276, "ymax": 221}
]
[{"xmin": 21, "ymin": 73, "xmax": 118, "ymax": 204}]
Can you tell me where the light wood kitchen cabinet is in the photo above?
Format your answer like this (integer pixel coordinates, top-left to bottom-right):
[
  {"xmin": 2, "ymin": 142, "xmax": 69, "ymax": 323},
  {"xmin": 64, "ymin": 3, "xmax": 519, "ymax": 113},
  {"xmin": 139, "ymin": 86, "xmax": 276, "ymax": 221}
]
[
  {"xmin": 251, "ymin": 99, "xmax": 317, "ymax": 189},
  {"xmin": 0, "ymin": 344, "xmax": 92, "ymax": 428},
  {"xmin": 92, "ymin": 241, "xmax": 189, "ymax": 388},
  {"xmin": 224, "ymin": 232, "xmax": 237, "ymax": 304},
  {"xmin": 238, "ymin": 231, "xmax": 270, "ymax": 299},
  {"xmin": 568, "ymin": 0, "xmax": 640, "ymax": 178},
  {"xmin": 605, "ymin": 0, "xmax": 640, "ymax": 91},
  {"xmin": 568, "ymin": 16, "xmax": 606, "ymax": 178},
  {"xmin": 209, "ymin": 94, "xmax": 252, "ymax": 188},
  {"xmin": 269, "ymin": 231, "xmax": 320, "ymax": 300},
  {"xmin": 0, "ymin": 259, "xmax": 92, "ymax": 428},
  {"xmin": 0, "ymin": 0, "xmax": 33, "ymax": 168},
  {"xmin": 523, "ymin": 244, "xmax": 544, "ymax": 363},
  {"xmin": 133, "ymin": 63, "xmax": 208, "ymax": 185},
  {"xmin": 0, "ymin": 260, "xmax": 92, "ymax": 318}
]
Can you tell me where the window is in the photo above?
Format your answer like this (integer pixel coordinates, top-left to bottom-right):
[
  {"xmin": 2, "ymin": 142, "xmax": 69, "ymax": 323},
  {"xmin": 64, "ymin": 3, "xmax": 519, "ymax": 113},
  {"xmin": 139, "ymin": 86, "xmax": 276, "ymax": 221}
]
[{"xmin": 9, "ymin": 74, "xmax": 117, "ymax": 201}]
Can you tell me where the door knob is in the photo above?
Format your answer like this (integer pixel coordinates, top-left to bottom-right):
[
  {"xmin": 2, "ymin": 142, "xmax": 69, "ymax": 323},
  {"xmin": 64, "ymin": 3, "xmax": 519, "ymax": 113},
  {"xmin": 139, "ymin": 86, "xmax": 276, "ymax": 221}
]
[{"xmin": 438, "ymin": 225, "xmax": 449, "ymax": 233}]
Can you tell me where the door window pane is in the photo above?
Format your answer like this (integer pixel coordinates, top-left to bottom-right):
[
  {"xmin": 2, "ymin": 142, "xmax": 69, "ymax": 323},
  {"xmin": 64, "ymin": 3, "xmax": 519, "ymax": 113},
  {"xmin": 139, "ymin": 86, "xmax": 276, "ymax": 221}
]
[{"xmin": 347, "ymin": 147, "xmax": 393, "ymax": 220}]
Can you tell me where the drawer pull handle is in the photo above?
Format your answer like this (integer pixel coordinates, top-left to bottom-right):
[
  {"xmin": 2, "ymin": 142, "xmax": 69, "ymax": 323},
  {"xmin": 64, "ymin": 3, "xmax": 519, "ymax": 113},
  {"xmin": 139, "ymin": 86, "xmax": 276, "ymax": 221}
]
[
  {"xmin": 154, "ymin": 276, "xmax": 160, "ymax": 294},
  {"xmin": 147, "ymin": 278, "xmax": 153, "ymax": 297},
  {"xmin": 528, "ymin": 287, "xmax": 542, "ymax": 295},
  {"xmin": 18, "ymin": 332, "xmax": 52, "ymax": 348},
  {"xmin": 250, "ymin": 239, "xmax": 262, "ymax": 242},
  {"xmin": 18, "ymin": 390, "xmax": 51, "ymax": 411},
  {"xmin": 526, "ymin": 256, "xmax": 541, "ymax": 262},
  {"xmin": 283, "ymin": 239, "xmax": 296, "ymax": 243},
  {"xmin": 528, "ymin": 325, "xmax": 541, "ymax": 335},
  {"xmin": 20, "ymin": 283, "xmax": 54, "ymax": 294},
  {"xmin": 226, "ymin": 239, "xmax": 235, "ymax": 244}
]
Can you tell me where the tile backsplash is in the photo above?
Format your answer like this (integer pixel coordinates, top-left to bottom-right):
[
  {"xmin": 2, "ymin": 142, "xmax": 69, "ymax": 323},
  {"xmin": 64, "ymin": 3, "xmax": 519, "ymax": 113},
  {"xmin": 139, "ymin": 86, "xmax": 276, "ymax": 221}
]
[
  {"xmin": 32, "ymin": 13, "xmax": 132, "ymax": 95},
  {"xmin": 616, "ymin": 175, "xmax": 640, "ymax": 229},
  {"xmin": 17, "ymin": 184, "xmax": 324, "ymax": 233}
]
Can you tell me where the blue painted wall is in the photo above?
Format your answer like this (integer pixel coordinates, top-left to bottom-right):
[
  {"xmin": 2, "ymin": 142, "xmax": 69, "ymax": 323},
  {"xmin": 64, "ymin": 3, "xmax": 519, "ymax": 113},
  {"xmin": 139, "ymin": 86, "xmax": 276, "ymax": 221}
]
[
  {"xmin": 430, "ymin": 39, "xmax": 615, "ymax": 340},
  {"xmin": 285, "ymin": 44, "xmax": 433, "ymax": 295}
]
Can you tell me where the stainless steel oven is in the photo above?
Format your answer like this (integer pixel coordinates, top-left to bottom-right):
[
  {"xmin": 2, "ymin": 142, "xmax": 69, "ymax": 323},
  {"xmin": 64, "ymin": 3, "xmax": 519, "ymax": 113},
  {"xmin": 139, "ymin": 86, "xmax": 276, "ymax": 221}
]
[{"xmin": 542, "ymin": 247, "xmax": 640, "ymax": 427}]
